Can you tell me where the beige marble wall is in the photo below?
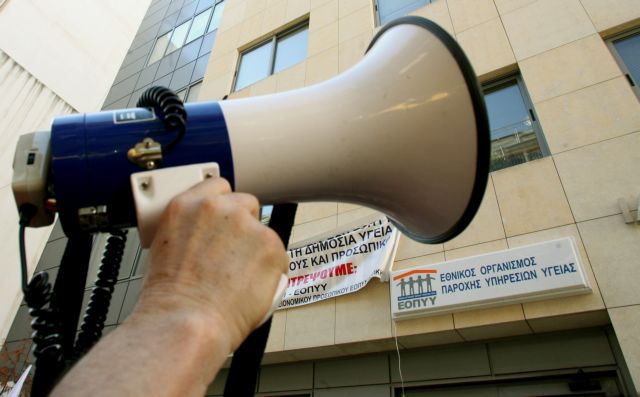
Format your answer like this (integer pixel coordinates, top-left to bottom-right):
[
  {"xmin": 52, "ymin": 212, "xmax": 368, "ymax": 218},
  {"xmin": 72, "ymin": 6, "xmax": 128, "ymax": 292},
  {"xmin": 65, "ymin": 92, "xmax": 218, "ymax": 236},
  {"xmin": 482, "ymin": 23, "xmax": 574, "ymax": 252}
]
[
  {"xmin": 200, "ymin": 1, "xmax": 640, "ymax": 382},
  {"xmin": 0, "ymin": 0, "xmax": 151, "ymax": 112}
]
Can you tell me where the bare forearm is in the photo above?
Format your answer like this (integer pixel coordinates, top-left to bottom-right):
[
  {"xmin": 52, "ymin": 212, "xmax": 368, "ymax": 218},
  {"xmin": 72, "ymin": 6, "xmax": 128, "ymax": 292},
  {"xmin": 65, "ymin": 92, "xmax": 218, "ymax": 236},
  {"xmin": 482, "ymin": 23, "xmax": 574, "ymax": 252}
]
[
  {"xmin": 51, "ymin": 179, "xmax": 287, "ymax": 396},
  {"xmin": 51, "ymin": 310, "xmax": 230, "ymax": 397}
]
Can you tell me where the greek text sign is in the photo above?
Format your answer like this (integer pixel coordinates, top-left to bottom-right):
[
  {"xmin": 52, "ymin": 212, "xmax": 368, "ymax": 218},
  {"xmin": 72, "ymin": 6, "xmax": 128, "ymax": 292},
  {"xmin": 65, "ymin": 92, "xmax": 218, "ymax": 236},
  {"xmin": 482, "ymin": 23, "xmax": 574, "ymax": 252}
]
[
  {"xmin": 390, "ymin": 238, "xmax": 591, "ymax": 320},
  {"xmin": 278, "ymin": 216, "xmax": 399, "ymax": 309}
]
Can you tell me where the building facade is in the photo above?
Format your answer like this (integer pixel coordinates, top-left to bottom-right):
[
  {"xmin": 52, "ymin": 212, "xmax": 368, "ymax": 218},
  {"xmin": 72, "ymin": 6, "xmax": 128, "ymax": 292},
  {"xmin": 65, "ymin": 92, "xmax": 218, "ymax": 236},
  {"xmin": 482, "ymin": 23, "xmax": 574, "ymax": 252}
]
[
  {"xmin": 2, "ymin": 0, "xmax": 640, "ymax": 396},
  {"xmin": 0, "ymin": 1, "xmax": 150, "ymax": 392},
  {"xmin": 200, "ymin": 0, "xmax": 640, "ymax": 395}
]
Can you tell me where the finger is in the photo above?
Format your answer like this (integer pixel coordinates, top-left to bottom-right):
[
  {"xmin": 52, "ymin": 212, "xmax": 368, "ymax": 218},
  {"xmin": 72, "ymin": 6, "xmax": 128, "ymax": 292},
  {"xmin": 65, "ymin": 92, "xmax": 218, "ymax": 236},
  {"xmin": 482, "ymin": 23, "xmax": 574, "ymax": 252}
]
[
  {"xmin": 226, "ymin": 192, "xmax": 260, "ymax": 219},
  {"xmin": 183, "ymin": 176, "xmax": 232, "ymax": 199},
  {"xmin": 278, "ymin": 249, "xmax": 290, "ymax": 274}
]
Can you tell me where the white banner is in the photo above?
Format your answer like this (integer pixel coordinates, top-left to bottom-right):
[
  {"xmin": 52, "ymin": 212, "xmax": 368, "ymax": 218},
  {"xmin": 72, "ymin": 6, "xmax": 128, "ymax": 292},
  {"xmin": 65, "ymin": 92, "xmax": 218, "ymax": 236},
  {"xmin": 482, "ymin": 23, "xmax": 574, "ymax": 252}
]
[
  {"xmin": 390, "ymin": 237, "xmax": 591, "ymax": 320},
  {"xmin": 278, "ymin": 215, "xmax": 399, "ymax": 309}
]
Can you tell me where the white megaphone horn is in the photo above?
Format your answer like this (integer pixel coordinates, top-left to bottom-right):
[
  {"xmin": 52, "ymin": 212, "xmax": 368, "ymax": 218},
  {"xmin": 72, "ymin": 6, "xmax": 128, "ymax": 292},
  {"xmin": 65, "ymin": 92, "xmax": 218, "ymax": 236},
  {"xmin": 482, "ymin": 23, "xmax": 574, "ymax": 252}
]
[
  {"xmin": 13, "ymin": 17, "xmax": 490, "ymax": 247},
  {"xmin": 220, "ymin": 16, "xmax": 490, "ymax": 243}
]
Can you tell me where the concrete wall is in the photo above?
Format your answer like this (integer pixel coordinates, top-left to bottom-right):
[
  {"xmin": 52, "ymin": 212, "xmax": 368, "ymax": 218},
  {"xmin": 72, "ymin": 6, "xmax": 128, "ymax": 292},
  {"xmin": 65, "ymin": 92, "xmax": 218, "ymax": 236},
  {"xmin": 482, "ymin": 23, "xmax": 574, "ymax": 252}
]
[
  {"xmin": 0, "ymin": 0, "xmax": 150, "ymax": 113},
  {"xmin": 200, "ymin": 0, "xmax": 640, "ymax": 388}
]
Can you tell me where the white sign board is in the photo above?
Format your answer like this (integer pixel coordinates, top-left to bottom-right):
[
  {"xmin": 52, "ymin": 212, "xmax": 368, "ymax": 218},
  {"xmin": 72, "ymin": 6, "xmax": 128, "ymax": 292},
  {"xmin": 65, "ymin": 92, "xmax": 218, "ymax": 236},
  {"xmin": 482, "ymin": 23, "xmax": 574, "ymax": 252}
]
[
  {"xmin": 390, "ymin": 238, "xmax": 591, "ymax": 320},
  {"xmin": 278, "ymin": 216, "xmax": 399, "ymax": 309}
]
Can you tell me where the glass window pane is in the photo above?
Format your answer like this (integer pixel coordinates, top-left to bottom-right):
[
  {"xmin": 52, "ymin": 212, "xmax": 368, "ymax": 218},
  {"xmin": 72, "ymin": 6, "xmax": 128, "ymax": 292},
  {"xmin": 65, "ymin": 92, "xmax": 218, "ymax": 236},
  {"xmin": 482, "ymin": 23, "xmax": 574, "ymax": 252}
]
[
  {"xmin": 166, "ymin": 20, "xmax": 191, "ymax": 54},
  {"xmin": 186, "ymin": 82, "xmax": 202, "ymax": 102},
  {"xmin": 377, "ymin": 0, "xmax": 431, "ymax": 25},
  {"xmin": 485, "ymin": 82, "xmax": 543, "ymax": 171},
  {"xmin": 613, "ymin": 32, "xmax": 640, "ymax": 86},
  {"xmin": 208, "ymin": 1, "xmax": 226, "ymax": 33},
  {"xmin": 273, "ymin": 27, "xmax": 309, "ymax": 73},
  {"xmin": 148, "ymin": 32, "xmax": 171, "ymax": 64},
  {"xmin": 235, "ymin": 41, "xmax": 273, "ymax": 90},
  {"xmin": 260, "ymin": 205, "xmax": 273, "ymax": 225},
  {"xmin": 186, "ymin": 8, "xmax": 212, "ymax": 44}
]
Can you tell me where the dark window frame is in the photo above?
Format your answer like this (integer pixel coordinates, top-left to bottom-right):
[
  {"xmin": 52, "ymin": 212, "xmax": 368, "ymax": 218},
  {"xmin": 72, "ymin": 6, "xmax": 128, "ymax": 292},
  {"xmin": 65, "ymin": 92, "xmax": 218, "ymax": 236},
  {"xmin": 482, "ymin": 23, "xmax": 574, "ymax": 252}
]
[
  {"xmin": 482, "ymin": 74, "xmax": 550, "ymax": 172},
  {"xmin": 232, "ymin": 22, "xmax": 309, "ymax": 92},
  {"xmin": 607, "ymin": 27, "xmax": 640, "ymax": 99}
]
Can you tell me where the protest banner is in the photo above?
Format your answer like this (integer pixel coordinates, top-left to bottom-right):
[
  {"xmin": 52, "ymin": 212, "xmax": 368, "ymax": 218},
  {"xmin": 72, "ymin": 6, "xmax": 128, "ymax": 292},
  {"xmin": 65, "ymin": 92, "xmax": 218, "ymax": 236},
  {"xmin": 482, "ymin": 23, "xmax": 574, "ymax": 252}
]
[{"xmin": 278, "ymin": 215, "xmax": 399, "ymax": 309}]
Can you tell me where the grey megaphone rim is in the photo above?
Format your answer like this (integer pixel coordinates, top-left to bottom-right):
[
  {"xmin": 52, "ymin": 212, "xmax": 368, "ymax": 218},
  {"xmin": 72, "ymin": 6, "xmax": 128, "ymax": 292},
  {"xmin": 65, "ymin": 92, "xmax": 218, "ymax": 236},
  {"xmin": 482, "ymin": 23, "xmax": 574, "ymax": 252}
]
[{"xmin": 366, "ymin": 16, "xmax": 491, "ymax": 244}]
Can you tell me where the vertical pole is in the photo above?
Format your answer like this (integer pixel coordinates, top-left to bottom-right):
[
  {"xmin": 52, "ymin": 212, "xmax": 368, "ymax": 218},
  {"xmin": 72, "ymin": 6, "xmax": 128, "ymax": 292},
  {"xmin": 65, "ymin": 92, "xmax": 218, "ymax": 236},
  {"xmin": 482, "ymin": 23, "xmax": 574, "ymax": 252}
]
[
  {"xmin": 30, "ymin": 233, "xmax": 93, "ymax": 397},
  {"xmin": 223, "ymin": 203, "xmax": 297, "ymax": 396}
]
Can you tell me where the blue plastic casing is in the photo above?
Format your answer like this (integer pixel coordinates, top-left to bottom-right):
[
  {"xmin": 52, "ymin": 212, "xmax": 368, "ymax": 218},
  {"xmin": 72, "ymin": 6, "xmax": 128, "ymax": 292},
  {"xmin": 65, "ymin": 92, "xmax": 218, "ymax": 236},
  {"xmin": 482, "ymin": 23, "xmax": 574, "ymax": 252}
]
[{"xmin": 50, "ymin": 101, "xmax": 233, "ymax": 236}]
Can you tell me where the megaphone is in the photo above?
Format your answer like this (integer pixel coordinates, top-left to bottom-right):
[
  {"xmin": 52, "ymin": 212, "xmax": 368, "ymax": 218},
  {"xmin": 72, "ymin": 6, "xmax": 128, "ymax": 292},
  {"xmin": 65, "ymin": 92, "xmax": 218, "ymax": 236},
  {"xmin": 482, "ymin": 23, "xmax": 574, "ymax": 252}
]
[{"xmin": 12, "ymin": 16, "xmax": 489, "ymax": 247}]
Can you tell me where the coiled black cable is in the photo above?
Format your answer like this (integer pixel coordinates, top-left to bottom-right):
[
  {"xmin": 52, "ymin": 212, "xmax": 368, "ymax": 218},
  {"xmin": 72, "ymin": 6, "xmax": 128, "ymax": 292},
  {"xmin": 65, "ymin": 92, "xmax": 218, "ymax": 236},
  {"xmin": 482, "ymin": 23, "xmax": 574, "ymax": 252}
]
[
  {"xmin": 18, "ymin": 205, "xmax": 65, "ymax": 369},
  {"xmin": 136, "ymin": 86, "xmax": 187, "ymax": 154},
  {"xmin": 75, "ymin": 230, "xmax": 127, "ymax": 355},
  {"xmin": 25, "ymin": 272, "xmax": 65, "ymax": 364}
]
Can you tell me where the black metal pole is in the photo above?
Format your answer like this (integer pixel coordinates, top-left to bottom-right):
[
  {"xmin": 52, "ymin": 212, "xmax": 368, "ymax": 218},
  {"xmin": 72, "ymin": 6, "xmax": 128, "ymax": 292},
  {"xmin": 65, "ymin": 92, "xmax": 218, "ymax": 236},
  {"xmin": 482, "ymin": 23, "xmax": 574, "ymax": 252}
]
[
  {"xmin": 30, "ymin": 233, "xmax": 93, "ymax": 396},
  {"xmin": 223, "ymin": 203, "xmax": 297, "ymax": 397}
]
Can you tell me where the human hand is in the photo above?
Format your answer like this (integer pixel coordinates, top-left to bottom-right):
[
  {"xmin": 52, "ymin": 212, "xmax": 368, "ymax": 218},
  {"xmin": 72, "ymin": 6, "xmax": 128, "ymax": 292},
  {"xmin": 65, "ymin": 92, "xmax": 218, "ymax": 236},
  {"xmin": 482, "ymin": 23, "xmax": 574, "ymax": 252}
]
[{"xmin": 132, "ymin": 177, "xmax": 288, "ymax": 352}]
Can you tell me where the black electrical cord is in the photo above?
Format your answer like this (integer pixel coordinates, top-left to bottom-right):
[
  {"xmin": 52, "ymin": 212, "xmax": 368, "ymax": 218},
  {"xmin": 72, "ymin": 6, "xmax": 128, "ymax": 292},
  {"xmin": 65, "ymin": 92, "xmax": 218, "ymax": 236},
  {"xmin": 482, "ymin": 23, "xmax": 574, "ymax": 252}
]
[
  {"xmin": 136, "ymin": 86, "xmax": 187, "ymax": 155},
  {"xmin": 19, "ymin": 224, "xmax": 29, "ymax": 292},
  {"xmin": 18, "ymin": 204, "xmax": 65, "ymax": 396},
  {"xmin": 19, "ymin": 205, "xmax": 95, "ymax": 395},
  {"xmin": 18, "ymin": 204, "xmax": 37, "ymax": 292},
  {"xmin": 75, "ymin": 230, "xmax": 127, "ymax": 355}
]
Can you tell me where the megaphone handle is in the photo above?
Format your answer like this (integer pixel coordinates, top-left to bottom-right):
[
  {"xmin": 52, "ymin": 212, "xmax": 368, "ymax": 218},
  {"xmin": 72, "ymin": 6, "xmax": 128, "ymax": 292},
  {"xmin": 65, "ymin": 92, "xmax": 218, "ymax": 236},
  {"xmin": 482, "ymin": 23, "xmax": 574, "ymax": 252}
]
[
  {"xmin": 130, "ymin": 162, "xmax": 221, "ymax": 248},
  {"xmin": 130, "ymin": 163, "xmax": 287, "ymax": 323}
]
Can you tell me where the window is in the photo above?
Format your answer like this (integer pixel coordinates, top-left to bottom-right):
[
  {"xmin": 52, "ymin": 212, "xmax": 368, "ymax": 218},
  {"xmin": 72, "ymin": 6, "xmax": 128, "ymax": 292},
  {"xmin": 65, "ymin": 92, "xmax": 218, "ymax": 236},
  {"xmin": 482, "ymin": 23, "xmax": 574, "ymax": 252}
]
[
  {"xmin": 175, "ymin": 88, "xmax": 187, "ymax": 101},
  {"xmin": 146, "ymin": 1, "xmax": 225, "ymax": 65},
  {"xmin": 148, "ymin": 31, "xmax": 171, "ymax": 64},
  {"xmin": 207, "ymin": 0, "xmax": 225, "ymax": 33},
  {"xmin": 235, "ymin": 41, "xmax": 273, "ymax": 90},
  {"xmin": 166, "ymin": 20, "xmax": 191, "ymax": 54},
  {"xmin": 273, "ymin": 28, "xmax": 309, "ymax": 73},
  {"xmin": 186, "ymin": 81, "xmax": 202, "ymax": 102},
  {"xmin": 483, "ymin": 76, "xmax": 548, "ymax": 172},
  {"xmin": 234, "ymin": 24, "xmax": 309, "ymax": 91},
  {"xmin": 375, "ymin": 0, "xmax": 433, "ymax": 25},
  {"xmin": 608, "ymin": 29, "xmax": 640, "ymax": 98},
  {"xmin": 260, "ymin": 205, "xmax": 273, "ymax": 225},
  {"xmin": 176, "ymin": 81, "xmax": 203, "ymax": 103},
  {"xmin": 186, "ymin": 8, "xmax": 213, "ymax": 43}
]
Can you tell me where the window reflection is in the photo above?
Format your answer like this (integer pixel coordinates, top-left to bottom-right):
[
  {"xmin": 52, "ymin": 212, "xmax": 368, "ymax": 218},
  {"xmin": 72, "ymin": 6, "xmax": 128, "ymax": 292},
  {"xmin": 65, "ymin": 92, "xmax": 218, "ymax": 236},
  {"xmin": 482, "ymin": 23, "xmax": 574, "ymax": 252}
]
[
  {"xmin": 377, "ymin": 0, "xmax": 432, "ymax": 25},
  {"xmin": 235, "ymin": 41, "xmax": 274, "ymax": 91},
  {"xmin": 146, "ymin": 1, "xmax": 225, "ymax": 67},
  {"xmin": 234, "ymin": 24, "xmax": 309, "ymax": 91},
  {"xmin": 260, "ymin": 205, "xmax": 273, "ymax": 225},
  {"xmin": 186, "ymin": 81, "xmax": 202, "ymax": 102},
  {"xmin": 186, "ymin": 8, "xmax": 212, "ymax": 44},
  {"xmin": 166, "ymin": 20, "xmax": 191, "ymax": 54},
  {"xmin": 612, "ymin": 32, "xmax": 640, "ymax": 91},
  {"xmin": 274, "ymin": 28, "xmax": 309, "ymax": 73},
  {"xmin": 148, "ymin": 32, "xmax": 171, "ymax": 64},
  {"xmin": 208, "ymin": 1, "xmax": 225, "ymax": 33},
  {"xmin": 485, "ymin": 80, "xmax": 545, "ymax": 171}
]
